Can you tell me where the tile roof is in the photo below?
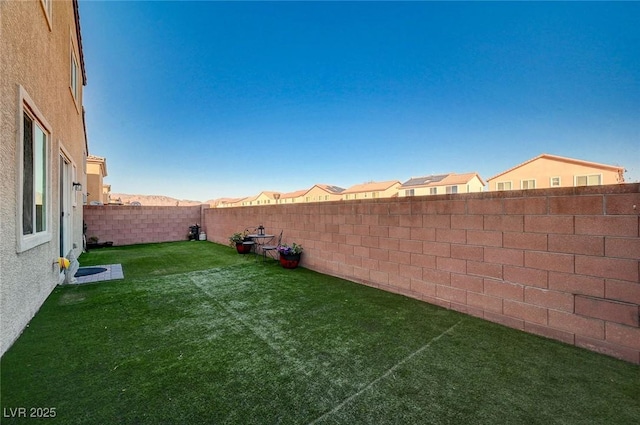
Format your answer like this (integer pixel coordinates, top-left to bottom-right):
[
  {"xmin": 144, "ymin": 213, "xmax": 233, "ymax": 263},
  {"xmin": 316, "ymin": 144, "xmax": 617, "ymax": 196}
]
[
  {"xmin": 441, "ymin": 172, "xmax": 485, "ymax": 186},
  {"xmin": 305, "ymin": 184, "xmax": 346, "ymax": 195},
  {"xmin": 487, "ymin": 154, "xmax": 625, "ymax": 181},
  {"xmin": 401, "ymin": 174, "xmax": 449, "ymax": 187},
  {"xmin": 87, "ymin": 155, "xmax": 108, "ymax": 176},
  {"xmin": 401, "ymin": 172, "xmax": 484, "ymax": 187},
  {"xmin": 280, "ymin": 189, "xmax": 308, "ymax": 199},
  {"xmin": 317, "ymin": 184, "xmax": 346, "ymax": 194},
  {"xmin": 342, "ymin": 180, "xmax": 401, "ymax": 194}
]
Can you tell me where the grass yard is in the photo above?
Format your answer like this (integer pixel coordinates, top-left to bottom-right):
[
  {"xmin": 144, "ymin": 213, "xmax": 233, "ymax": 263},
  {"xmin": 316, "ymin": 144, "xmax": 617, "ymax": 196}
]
[{"xmin": 1, "ymin": 241, "xmax": 638, "ymax": 424}]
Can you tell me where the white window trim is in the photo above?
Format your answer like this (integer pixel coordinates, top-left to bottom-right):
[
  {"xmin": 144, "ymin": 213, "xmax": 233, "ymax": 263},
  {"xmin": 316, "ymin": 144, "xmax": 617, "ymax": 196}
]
[
  {"xmin": 520, "ymin": 179, "xmax": 536, "ymax": 190},
  {"xmin": 550, "ymin": 176, "xmax": 561, "ymax": 187},
  {"xmin": 496, "ymin": 181, "xmax": 513, "ymax": 191},
  {"xmin": 574, "ymin": 173, "xmax": 603, "ymax": 187},
  {"xmin": 70, "ymin": 41, "xmax": 81, "ymax": 113},
  {"xmin": 72, "ymin": 163, "xmax": 78, "ymax": 207},
  {"xmin": 40, "ymin": 0, "xmax": 53, "ymax": 30},
  {"xmin": 59, "ymin": 143, "xmax": 78, "ymax": 207},
  {"xmin": 17, "ymin": 86, "xmax": 53, "ymax": 253}
]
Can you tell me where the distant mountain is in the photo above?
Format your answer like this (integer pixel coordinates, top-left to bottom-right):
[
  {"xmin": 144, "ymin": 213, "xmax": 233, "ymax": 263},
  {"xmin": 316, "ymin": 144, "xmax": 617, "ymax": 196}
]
[{"xmin": 110, "ymin": 193, "xmax": 204, "ymax": 206}]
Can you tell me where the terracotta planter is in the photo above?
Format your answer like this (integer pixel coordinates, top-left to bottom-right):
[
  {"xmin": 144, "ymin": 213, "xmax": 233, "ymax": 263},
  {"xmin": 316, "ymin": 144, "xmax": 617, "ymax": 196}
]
[{"xmin": 279, "ymin": 253, "xmax": 301, "ymax": 269}]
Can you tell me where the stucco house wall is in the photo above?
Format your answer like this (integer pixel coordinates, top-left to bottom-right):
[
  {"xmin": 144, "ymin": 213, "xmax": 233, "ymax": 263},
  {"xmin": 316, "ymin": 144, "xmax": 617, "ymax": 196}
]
[
  {"xmin": 302, "ymin": 185, "xmax": 344, "ymax": 203},
  {"xmin": 401, "ymin": 173, "xmax": 485, "ymax": 197},
  {"xmin": 86, "ymin": 155, "xmax": 107, "ymax": 204},
  {"xmin": 488, "ymin": 154, "xmax": 625, "ymax": 191},
  {"xmin": 343, "ymin": 181, "xmax": 401, "ymax": 200},
  {"xmin": 1, "ymin": 0, "xmax": 87, "ymax": 356}
]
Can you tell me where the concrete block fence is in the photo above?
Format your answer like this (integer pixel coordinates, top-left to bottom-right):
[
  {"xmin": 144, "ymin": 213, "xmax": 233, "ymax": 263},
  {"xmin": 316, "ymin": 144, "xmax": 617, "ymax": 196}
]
[
  {"xmin": 203, "ymin": 184, "xmax": 640, "ymax": 364},
  {"xmin": 84, "ymin": 205, "xmax": 207, "ymax": 246}
]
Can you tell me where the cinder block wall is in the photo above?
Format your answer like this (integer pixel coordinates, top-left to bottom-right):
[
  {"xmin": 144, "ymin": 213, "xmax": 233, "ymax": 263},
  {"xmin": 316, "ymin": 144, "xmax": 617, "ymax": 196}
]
[
  {"xmin": 84, "ymin": 205, "xmax": 207, "ymax": 246},
  {"xmin": 204, "ymin": 185, "xmax": 640, "ymax": 364}
]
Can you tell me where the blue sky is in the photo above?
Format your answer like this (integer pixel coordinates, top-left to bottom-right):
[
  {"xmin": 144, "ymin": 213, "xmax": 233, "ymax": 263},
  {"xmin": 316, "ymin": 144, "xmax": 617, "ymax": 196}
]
[{"xmin": 80, "ymin": 1, "xmax": 639, "ymax": 201}]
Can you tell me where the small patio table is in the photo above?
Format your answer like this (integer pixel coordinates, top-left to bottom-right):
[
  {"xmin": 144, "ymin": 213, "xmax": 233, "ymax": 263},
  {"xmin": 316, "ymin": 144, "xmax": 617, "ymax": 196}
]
[{"xmin": 246, "ymin": 234, "xmax": 274, "ymax": 258}]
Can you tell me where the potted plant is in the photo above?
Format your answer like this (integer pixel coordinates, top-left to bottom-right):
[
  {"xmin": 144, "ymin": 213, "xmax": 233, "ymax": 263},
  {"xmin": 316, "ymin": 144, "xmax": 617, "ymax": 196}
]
[
  {"xmin": 87, "ymin": 236, "xmax": 101, "ymax": 250},
  {"xmin": 277, "ymin": 243, "xmax": 303, "ymax": 269},
  {"xmin": 86, "ymin": 236, "xmax": 113, "ymax": 250},
  {"xmin": 229, "ymin": 231, "xmax": 253, "ymax": 254}
]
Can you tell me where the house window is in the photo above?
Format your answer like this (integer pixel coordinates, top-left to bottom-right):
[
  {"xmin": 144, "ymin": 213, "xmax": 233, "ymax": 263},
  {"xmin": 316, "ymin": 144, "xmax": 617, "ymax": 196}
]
[
  {"xmin": 550, "ymin": 177, "xmax": 561, "ymax": 187},
  {"xmin": 575, "ymin": 174, "xmax": 602, "ymax": 186},
  {"xmin": 496, "ymin": 181, "xmax": 512, "ymax": 191},
  {"xmin": 521, "ymin": 179, "xmax": 536, "ymax": 190},
  {"xmin": 446, "ymin": 186, "xmax": 458, "ymax": 194},
  {"xmin": 18, "ymin": 87, "xmax": 52, "ymax": 252},
  {"xmin": 372, "ymin": 191, "xmax": 379, "ymax": 198},
  {"xmin": 71, "ymin": 49, "xmax": 80, "ymax": 101},
  {"xmin": 405, "ymin": 189, "xmax": 415, "ymax": 197},
  {"xmin": 430, "ymin": 187, "xmax": 437, "ymax": 195}
]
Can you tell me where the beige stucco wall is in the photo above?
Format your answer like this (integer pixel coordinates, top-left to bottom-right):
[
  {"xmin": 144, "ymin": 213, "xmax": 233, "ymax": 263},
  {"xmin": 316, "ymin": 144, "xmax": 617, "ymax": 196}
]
[
  {"xmin": 243, "ymin": 192, "xmax": 276, "ymax": 206},
  {"xmin": 402, "ymin": 176, "xmax": 486, "ymax": 197},
  {"xmin": 303, "ymin": 186, "xmax": 342, "ymax": 202},
  {"xmin": 86, "ymin": 172, "xmax": 103, "ymax": 204},
  {"xmin": 464, "ymin": 175, "xmax": 485, "ymax": 193},
  {"xmin": 488, "ymin": 157, "xmax": 623, "ymax": 191},
  {"xmin": 1, "ymin": 0, "xmax": 87, "ymax": 356},
  {"xmin": 86, "ymin": 158, "xmax": 107, "ymax": 203},
  {"xmin": 344, "ymin": 183, "xmax": 400, "ymax": 200}
]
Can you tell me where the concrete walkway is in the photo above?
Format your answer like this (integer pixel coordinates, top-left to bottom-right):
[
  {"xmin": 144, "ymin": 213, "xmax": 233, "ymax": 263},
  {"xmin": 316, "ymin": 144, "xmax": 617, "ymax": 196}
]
[{"xmin": 74, "ymin": 264, "xmax": 124, "ymax": 284}]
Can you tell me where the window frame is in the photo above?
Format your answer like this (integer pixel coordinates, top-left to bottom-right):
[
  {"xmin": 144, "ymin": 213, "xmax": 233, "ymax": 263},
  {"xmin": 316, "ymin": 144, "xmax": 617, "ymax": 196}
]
[
  {"xmin": 550, "ymin": 176, "xmax": 561, "ymax": 187},
  {"xmin": 17, "ymin": 86, "xmax": 53, "ymax": 253},
  {"xmin": 496, "ymin": 181, "xmax": 512, "ymax": 191},
  {"xmin": 70, "ymin": 42, "xmax": 81, "ymax": 110},
  {"xmin": 446, "ymin": 185, "xmax": 458, "ymax": 194},
  {"xmin": 574, "ymin": 174, "xmax": 602, "ymax": 187},
  {"xmin": 429, "ymin": 187, "xmax": 437, "ymax": 195},
  {"xmin": 40, "ymin": 0, "xmax": 53, "ymax": 30},
  {"xmin": 521, "ymin": 179, "xmax": 536, "ymax": 190}
]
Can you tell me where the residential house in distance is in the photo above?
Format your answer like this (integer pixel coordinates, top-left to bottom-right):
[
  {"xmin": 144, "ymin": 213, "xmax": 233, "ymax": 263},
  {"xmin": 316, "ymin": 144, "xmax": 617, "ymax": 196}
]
[
  {"xmin": 487, "ymin": 153, "xmax": 625, "ymax": 191},
  {"xmin": 1, "ymin": 0, "xmax": 88, "ymax": 355},
  {"xmin": 399, "ymin": 172, "xmax": 485, "ymax": 197},
  {"xmin": 277, "ymin": 189, "xmax": 307, "ymax": 204},
  {"xmin": 209, "ymin": 197, "xmax": 246, "ymax": 208},
  {"xmin": 301, "ymin": 184, "xmax": 345, "ymax": 203},
  {"xmin": 86, "ymin": 154, "xmax": 109, "ymax": 204},
  {"xmin": 240, "ymin": 191, "xmax": 280, "ymax": 206},
  {"xmin": 342, "ymin": 180, "xmax": 401, "ymax": 200}
]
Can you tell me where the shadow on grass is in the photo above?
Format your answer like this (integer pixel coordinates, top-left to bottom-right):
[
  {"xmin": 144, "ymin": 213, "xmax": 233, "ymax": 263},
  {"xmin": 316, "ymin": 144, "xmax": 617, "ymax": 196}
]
[{"xmin": 2, "ymin": 241, "xmax": 639, "ymax": 424}]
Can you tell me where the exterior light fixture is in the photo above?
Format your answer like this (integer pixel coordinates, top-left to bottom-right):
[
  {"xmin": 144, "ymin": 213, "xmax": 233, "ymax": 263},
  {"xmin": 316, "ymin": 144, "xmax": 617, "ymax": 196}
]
[{"xmin": 72, "ymin": 182, "xmax": 82, "ymax": 191}]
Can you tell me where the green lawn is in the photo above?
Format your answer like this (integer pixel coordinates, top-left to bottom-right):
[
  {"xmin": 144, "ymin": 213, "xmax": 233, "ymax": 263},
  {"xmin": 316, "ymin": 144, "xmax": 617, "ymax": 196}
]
[{"xmin": 1, "ymin": 241, "xmax": 638, "ymax": 424}]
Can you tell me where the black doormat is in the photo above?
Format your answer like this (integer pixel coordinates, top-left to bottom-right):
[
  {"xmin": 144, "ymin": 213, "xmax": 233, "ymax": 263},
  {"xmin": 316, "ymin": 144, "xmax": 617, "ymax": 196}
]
[{"xmin": 75, "ymin": 267, "xmax": 108, "ymax": 277}]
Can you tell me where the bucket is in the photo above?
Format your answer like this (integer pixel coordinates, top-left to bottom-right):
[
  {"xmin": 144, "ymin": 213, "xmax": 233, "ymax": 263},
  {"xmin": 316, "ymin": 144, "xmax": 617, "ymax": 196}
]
[{"xmin": 199, "ymin": 233, "xmax": 206, "ymax": 241}]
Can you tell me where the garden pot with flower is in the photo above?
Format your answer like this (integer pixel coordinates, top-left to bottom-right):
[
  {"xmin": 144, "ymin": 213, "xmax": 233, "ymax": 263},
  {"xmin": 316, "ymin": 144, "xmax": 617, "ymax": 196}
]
[
  {"xmin": 277, "ymin": 243, "xmax": 303, "ymax": 269},
  {"xmin": 229, "ymin": 232, "xmax": 254, "ymax": 254}
]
